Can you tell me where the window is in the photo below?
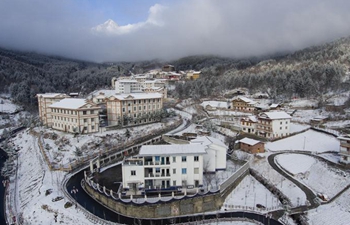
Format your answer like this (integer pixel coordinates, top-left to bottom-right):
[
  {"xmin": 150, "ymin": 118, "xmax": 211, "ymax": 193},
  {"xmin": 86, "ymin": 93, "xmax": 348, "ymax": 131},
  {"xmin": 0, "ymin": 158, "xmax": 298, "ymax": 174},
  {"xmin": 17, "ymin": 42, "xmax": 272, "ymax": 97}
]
[
  {"xmin": 182, "ymin": 156, "xmax": 187, "ymax": 162},
  {"xmin": 91, "ymin": 118, "xmax": 94, "ymax": 122},
  {"xmin": 194, "ymin": 156, "xmax": 199, "ymax": 162},
  {"xmin": 155, "ymin": 156, "xmax": 160, "ymax": 161},
  {"xmin": 139, "ymin": 106, "xmax": 141, "ymax": 110},
  {"xmin": 134, "ymin": 107, "xmax": 136, "ymax": 111},
  {"xmin": 285, "ymin": 126, "xmax": 288, "ymax": 129},
  {"xmin": 280, "ymin": 122, "xmax": 282, "ymax": 125},
  {"xmin": 285, "ymin": 121, "xmax": 288, "ymax": 124},
  {"xmin": 131, "ymin": 170, "xmax": 136, "ymax": 176},
  {"xmin": 90, "ymin": 110, "xmax": 94, "ymax": 114},
  {"xmin": 83, "ymin": 111, "xmax": 87, "ymax": 115},
  {"xmin": 172, "ymin": 157, "xmax": 176, "ymax": 163},
  {"xmin": 84, "ymin": 119, "xmax": 87, "ymax": 123},
  {"xmin": 280, "ymin": 127, "xmax": 282, "ymax": 130},
  {"xmin": 122, "ymin": 108, "xmax": 125, "ymax": 112},
  {"xmin": 173, "ymin": 181, "xmax": 176, "ymax": 186},
  {"xmin": 194, "ymin": 168, "xmax": 199, "ymax": 174},
  {"xmin": 181, "ymin": 168, "xmax": 187, "ymax": 174},
  {"xmin": 92, "ymin": 125, "xmax": 95, "ymax": 130},
  {"xmin": 155, "ymin": 168, "xmax": 160, "ymax": 173},
  {"xmin": 173, "ymin": 169, "xmax": 176, "ymax": 174}
]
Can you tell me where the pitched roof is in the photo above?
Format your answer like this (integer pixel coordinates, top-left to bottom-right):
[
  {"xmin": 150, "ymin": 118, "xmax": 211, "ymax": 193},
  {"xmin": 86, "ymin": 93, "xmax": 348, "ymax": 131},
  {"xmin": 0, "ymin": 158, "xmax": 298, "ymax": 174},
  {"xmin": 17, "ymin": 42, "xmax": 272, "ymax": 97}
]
[
  {"xmin": 233, "ymin": 96, "xmax": 256, "ymax": 104},
  {"xmin": 111, "ymin": 93, "xmax": 162, "ymax": 100},
  {"xmin": 139, "ymin": 144, "xmax": 207, "ymax": 156},
  {"xmin": 36, "ymin": 93, "xmax": 67, "ymax": 98},
  {"xmin": 259, "ymin": 111, "xmax": 291, "ymax": 120},
  {"xmin": 49, "ymin": 98, "xmax": 96, "ymax": 110},
  {"xmin": 239, "ymin": 137, "xmax": 262, "ymax": 146}
]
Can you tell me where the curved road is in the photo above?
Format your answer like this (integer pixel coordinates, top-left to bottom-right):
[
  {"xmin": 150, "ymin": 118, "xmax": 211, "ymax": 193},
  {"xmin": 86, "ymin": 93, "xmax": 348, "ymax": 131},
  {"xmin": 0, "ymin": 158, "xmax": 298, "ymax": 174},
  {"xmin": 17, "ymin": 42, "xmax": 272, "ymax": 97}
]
[{"xmin": 268, "ymin": 152, "xmax": 318, "ymax": 214}]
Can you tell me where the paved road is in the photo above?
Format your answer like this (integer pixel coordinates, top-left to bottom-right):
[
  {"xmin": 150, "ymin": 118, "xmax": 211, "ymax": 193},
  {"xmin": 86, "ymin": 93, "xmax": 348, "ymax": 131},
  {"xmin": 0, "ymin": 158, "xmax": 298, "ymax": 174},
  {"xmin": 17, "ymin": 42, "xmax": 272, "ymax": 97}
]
[{"xmin": 268, "ymin": 152, "xmax": 319, "ymax": 214}]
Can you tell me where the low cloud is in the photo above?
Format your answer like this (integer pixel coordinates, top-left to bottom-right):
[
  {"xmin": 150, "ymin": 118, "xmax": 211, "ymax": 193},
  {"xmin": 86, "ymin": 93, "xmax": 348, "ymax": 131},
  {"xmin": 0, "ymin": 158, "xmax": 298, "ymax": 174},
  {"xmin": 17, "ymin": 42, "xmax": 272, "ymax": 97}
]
[{"xmin": 1, "ymin": 0, "xmax": 350, "ymax": 62}]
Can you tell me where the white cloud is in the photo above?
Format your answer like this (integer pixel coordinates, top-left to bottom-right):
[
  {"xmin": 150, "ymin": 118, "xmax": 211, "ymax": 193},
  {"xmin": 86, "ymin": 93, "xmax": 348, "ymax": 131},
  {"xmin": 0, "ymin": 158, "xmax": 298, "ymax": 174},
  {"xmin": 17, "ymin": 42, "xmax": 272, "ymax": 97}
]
[{"xmin": 91, "ymin": 4, "xmax": 166, "ymax": 35}]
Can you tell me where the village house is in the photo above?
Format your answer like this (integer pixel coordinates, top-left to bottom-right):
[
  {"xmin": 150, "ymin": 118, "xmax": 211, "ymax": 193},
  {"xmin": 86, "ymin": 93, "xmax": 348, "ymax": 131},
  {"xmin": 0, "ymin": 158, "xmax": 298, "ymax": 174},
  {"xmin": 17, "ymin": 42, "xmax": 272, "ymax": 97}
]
[
  {"xmin": 186, "ymin": 71, "xmax": 201, "ymax": 80},
  {"xmin": 240, "ymin": 115, "xmax": 258, "ymax": 135},
  {"xmin": 162, "ymin": 64, "xmax": 175, "ymax": 72},
  {"xmin": 122, "ymin": 144, "xmax": 207, "ymax": 195},
  {"xmin": 49, "ymin": 98, "xmax": 100, "ymax": 134},
  {"xmin": 231, "ymin": 96, "xmax": 256, "ymax": 112},
  {"xmin": 36, "ymin": 93, "xmax": 70, "ymax": 127},
  {"xmin": 106, "ymin": 93, "xmax": 163, "ymax": 127},
  {"xmin": 256, "ymin": 111, "xmax": 291, "ymax": 139},
  {"xmin": 239, "ymin": 137, "xmax": 265, "ymax": 154},
  {"xmin": 338, "ymin": 135, "xmax": 350, "ymax": 164}
]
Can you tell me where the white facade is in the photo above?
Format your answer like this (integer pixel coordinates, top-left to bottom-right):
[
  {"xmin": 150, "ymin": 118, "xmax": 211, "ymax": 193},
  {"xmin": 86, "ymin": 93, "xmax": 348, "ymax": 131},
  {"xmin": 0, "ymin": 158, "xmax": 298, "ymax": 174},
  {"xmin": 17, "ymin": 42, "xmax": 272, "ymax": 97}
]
[
  {"xmin": 257, "ymin": 111, "xmax": 291, "ymax": 139},
  {"xmin": 190, "ymin": 136, "xmax": 227, "ymax": 172},
  {"xmin": 338, "ymin": 135, "xmax": 350, "ymax": 164},
  {"xmin": 115, "ymin": 80, "xmax": 143, "ymax": 94},
  {"xmin": 122, "ymin": 145, "xmax": 207, "ymax": 193}
]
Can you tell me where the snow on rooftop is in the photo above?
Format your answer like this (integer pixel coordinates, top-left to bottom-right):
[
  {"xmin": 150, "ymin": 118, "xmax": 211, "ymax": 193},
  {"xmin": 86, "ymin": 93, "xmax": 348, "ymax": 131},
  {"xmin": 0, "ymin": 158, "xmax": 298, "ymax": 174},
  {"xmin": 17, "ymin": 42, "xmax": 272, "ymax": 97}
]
[
  {"xmin": 36, "ymin": 93, "xmax": 66, "ymax": 98},
  {"xmin": 232, "ymin": 96, "xmax": 256, "ymax": 104},
  {"xmin": 190, "ymin": 136, "xmax": 227, "ymax": 147},
  {"xmin": 112, "ymin": 93, "xmax": 162, "ymax": 100},
  {"xmin": 200, "ymin": 101, "xmax": 229, "ymax": 109},
  {"xmin": 259, "ymin": 111, "xmax": 291, "ymax": 119},
  {"xmin": 49, "ymin": 98, "xmax": 91, "ymax": 109},
  {"xmin": 139, "ymin": 144, "xmax": 207, "ymax": 156},
  {"xmin": 239, "ymin": 137, "xmax": 261, "ymax": 146},
  {"xmin": 117, "ymin": 79, "xmax": 138, "ymax": 83}
]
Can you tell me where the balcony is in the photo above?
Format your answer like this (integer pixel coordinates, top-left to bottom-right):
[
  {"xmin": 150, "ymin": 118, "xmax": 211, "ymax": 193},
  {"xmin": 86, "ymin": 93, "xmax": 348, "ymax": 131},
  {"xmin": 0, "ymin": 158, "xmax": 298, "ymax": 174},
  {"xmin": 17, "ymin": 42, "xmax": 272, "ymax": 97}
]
[
  {"xmin": 340, "ymin": 142, "xmax": 350, "ymax": 148},
  {"xmin": 144, "ymin": 161, "xmax": 171, "ymax": 166},
  {"xmin": 144, "ymin": 173, "xmax": 171, "ymax": 179}
]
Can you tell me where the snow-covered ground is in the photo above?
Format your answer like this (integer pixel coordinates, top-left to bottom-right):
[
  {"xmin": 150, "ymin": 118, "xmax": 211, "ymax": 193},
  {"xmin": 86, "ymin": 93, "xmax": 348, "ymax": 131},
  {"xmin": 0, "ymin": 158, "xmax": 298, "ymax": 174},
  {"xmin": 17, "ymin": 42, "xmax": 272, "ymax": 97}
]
[
  {"xmin": 250, "ymin": 154, "xmax": 307, "ymax": 207},
  {"xmin": 307, "ymin": 188, "xmax": 350, "ymax": 225},
  {"xmin": 222, "ymin": 175, "xmax": 282, "ymax": 212},
  {"xmin": 276, "ymin": 153, "xmax": 350, "ymax": 199},
  {"xmin": 275, "ymin": 154, "xmax": 315, "ymax": 175},
  {"xmin": 289, "ymin": 123, "xmax": 310, "ymax": 134},
  {"xmin": 291, "ymin": 109, "xmax": 328, "ymax": 123},
  {"xmin": 6, "ymin": 130, "xmax": 93, "ymax": 225},
  {"xmin": 0, "ymin": 97, "xmax": 20, "ymax": 114},
  {"xmin": 324, "ymin": 120, "xmax": 350, "ymax": 129},
  {"xmin": 266, "ymin": 130, "xmax": 339, "ymax": 152},
  {"xmin": 201, "ymin": 101, "xmax": 229, "ymax": 109},
  {"xmin": 288, "ymin": 99, "xmax": 318, "ymax": 108}
]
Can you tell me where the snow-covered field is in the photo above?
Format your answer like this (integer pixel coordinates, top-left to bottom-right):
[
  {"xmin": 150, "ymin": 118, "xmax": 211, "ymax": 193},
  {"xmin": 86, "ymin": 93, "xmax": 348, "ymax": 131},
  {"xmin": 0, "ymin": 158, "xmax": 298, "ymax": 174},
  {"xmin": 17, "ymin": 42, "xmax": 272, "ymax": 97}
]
[
  {"xmin": 0, "ymin": 97, "xmax": 20, "ymax": 113},
  {"xmin": 288, "ymin": 99, "xmax": 318, "ymax": 108},
  {"xmin": 266, "ymin": 130, "xmax": 339, "ymax": 152},
  {"xmin": 291, "ymin": 109, "xmax": 328, "ymax": 123},
  {"xmin": 222, "ymin": 175, "xmax": 282, "ymax": 212},
  {"xmin": 289, "ymin": 123, "xmax": 310, "ymax": 134},
  {"xmin": 307, "ymin": 188, "xmax": 350, "ymax": 225},
  {"xmin": 6, "ymin": 130, "xmax": 93, "ymax": 225},
  {"xmin": 250, "ymin": 154, "xmax": 307, "ymax": 207},
  {"xmin": 276, "ymin": 153, "xmax": 350, "ymax": 199},
  {"xmin": 275, "ymin": 154, "xmax": 315, "ymax": 175},
  {"xmin": 201, "ymin": 101, "xmax": 229, "ymax": 109}
]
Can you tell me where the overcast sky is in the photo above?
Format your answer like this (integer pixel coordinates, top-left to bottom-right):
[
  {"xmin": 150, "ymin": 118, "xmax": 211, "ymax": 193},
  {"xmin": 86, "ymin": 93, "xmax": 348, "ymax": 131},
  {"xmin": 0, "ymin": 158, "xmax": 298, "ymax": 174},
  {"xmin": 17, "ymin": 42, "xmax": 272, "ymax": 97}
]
[{"xmin": 1, "ymin": 0, "xmax": 350, "ymax": 62}]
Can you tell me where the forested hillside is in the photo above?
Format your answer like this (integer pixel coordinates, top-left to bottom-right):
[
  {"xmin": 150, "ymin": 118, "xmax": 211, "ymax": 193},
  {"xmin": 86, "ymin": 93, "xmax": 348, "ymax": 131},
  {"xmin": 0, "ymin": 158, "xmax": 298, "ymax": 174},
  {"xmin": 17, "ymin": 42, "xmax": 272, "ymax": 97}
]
[
  {"xmin": 1, "ymin": 36, "xmax": 350, "ymax": 111},
  {"xmin": 174, "ymin": 37, "xmax": 350, "ymax": 102}
]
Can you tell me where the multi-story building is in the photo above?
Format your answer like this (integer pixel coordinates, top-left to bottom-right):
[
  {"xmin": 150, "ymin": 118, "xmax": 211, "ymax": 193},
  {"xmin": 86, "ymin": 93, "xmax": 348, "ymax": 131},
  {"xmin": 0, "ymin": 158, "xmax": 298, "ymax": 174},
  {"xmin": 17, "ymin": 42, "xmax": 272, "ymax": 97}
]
[
  {"xmin": 115, "ymin": 79, "xmax": 143, "ymax": 94},
  {"xmin": 240, "ymin": 116, "xmax": 258, "ymax": 134},
  {"xmin": 36, "ymin": 93, "xmax": 70, "ymax": 127},
  {"xmin": 231, "ymin": 97, "xmax": 256, "ymax": 112},
  {"xmin": 122, "ymin": 144, "xmax": 207, "ymax": 194},
  {"xmin": 338, "ymin": 135, "xmax": 350, "ymax": 164},
  {"xmin": 49, "ymin": 98, "xmax": 100, "ymax": 134},
  {"xmin": 256, "ymin": 111, "xmax": 291, "ymax": 139},
  {"xmin": 106, "ymin": 93, "xmax": 163, "ymax": 127},
  {"xmin": 190, "ymin": 136, "xmax": 227, "ymax": 172}
]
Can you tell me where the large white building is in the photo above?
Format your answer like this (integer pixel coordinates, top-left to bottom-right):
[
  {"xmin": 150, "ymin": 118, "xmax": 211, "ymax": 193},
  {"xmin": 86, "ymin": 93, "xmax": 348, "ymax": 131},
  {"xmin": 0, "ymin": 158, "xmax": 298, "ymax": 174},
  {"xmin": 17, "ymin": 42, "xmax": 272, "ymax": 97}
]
[
  {"xmin": 256, "ymin": 111, "xmax": 291, "ymax": 139},
  {"xmin": 338, "ymin": 135, "xmax": 350, "ymax": 164},
  {"xmin": 36, "ymin": 93, "xmax": 70, "ymax": 127},
  {"xmin": 190, "ymin": 136, "xmax": 227, "ymax": 172},
  {"xmin": 115, "ymin": 79, "xmax": 143, "ymax": 94},
  {"xmin": 122, "ymin": 144, "xmax": 207, "ymax": 194},
  {"xmin": 106, "ymin": 93, "xmax": 163, "ymax": 127},
  {"xmin": 49, "ymin": 98, "xmax": 100, "ymax": 134}
]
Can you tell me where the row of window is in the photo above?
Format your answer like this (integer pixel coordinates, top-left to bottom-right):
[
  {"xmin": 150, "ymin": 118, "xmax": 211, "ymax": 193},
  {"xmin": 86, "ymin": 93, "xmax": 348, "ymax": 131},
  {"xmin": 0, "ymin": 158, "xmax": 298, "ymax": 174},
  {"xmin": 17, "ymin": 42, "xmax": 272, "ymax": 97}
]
[
  {"xmin": 154, "ymin": 156, "xmax": 199, "ymax": 162},
  {"xmin": 130, "ymin": 167, "xmax": 200, "ymax": 176},
  {"xmin": 122, "ymin": 99, "xmax": 161, "ymax": 105},
  {"xmin": 122, "ymin": 104, "xmax": 160, "ymax": 112},
  {"xmin": 52, "ymin": 124, "xmax": 95, "ymax": 131},
  {"xmin": 53, "ymin": 116, "xmax": 96, "ymax": 123},
  {"xmin": 52, "ymin": 109, "xmax": 95, "ymax": 115}
]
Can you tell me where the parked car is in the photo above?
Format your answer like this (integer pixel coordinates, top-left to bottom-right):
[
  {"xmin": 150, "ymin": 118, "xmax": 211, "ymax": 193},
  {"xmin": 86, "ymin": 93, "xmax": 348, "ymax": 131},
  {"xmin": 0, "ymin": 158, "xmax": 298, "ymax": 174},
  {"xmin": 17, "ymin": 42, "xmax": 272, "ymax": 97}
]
[{"xmin": 256, "ymin": 204, "xmax": 266, "ymax": 209}]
